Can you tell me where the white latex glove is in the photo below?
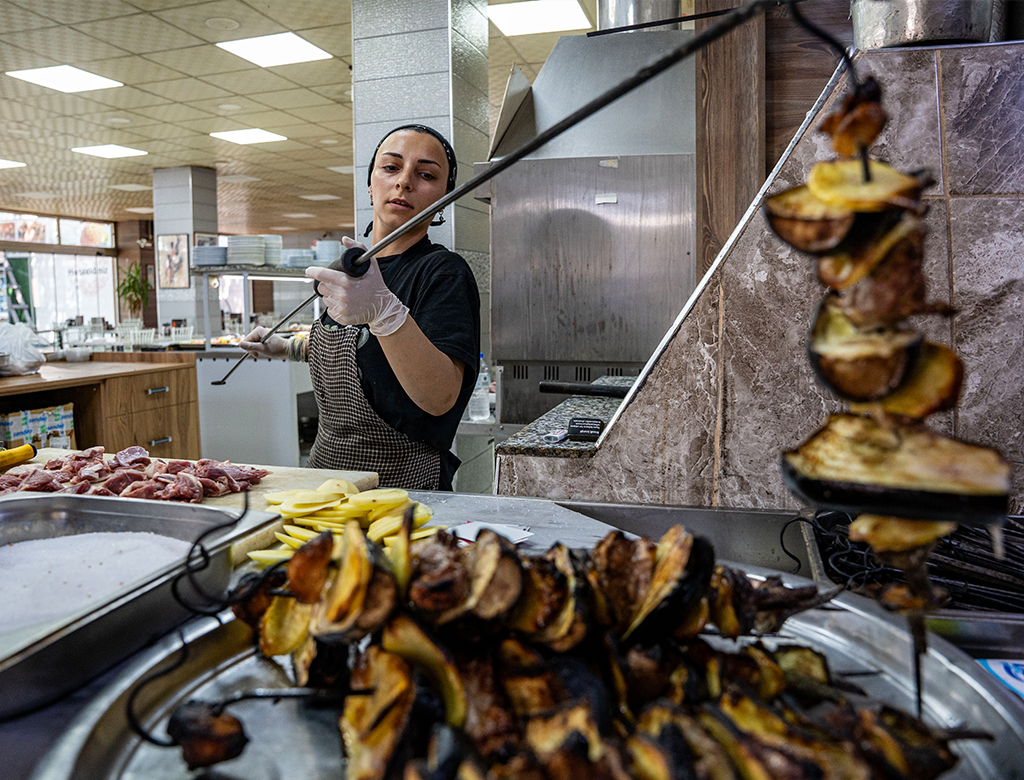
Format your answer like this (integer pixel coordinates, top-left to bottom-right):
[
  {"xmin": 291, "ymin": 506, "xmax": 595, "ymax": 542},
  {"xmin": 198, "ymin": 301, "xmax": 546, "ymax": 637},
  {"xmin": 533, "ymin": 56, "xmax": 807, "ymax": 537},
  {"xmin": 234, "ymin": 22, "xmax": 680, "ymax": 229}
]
[
  {"xmin": 239, "ymin": 326, "xmax": 289, "ymax": 358},
  {"xmin": 306, "ymin": 241, "xmax": 409, "ymax": 337}
]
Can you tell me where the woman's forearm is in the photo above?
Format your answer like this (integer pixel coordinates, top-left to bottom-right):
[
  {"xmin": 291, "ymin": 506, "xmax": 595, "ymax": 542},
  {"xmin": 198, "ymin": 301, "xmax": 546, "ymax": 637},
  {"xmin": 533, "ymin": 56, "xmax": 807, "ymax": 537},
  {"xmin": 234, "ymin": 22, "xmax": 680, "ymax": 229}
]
[{"xmin": 377, "ymin": 317, "xmax": 466, "ymax": 416}]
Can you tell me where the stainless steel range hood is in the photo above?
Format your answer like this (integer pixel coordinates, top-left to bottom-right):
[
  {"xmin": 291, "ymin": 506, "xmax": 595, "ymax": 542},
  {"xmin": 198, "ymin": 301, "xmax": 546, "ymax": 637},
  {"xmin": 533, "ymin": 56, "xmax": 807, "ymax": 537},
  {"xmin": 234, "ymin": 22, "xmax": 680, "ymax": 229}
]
[{"xmin": 480, "ymin": 11, "xmax": 696, "ymax": 424}]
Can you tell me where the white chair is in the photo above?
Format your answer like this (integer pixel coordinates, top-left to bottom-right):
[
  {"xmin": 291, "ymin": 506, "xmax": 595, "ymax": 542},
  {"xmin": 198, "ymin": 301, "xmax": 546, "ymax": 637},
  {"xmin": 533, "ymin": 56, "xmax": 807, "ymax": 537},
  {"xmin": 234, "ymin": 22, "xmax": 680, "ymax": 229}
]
[
  {"xmin": 133, "ymin": 328, "xmax": 156, "ymax": 345},
  {"xmin": 171, "ymin": 325, "xmax": 194, "ymax": 342}
]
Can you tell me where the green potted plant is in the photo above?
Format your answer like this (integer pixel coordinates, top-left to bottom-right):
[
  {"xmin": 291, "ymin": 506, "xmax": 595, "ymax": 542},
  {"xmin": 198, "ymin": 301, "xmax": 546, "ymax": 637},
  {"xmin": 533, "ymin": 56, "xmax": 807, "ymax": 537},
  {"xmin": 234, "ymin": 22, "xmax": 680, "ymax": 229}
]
[{"xmin": 116, "ymin": 261, "xmax": 153, "ymax": 320}]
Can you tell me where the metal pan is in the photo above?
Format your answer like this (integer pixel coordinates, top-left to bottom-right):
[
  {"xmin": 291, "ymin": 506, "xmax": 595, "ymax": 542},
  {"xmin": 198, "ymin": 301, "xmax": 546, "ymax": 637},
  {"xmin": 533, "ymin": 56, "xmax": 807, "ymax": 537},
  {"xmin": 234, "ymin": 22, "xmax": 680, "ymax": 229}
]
[
  {"xmin": 30, "ymin": 564, "xmax": 1024, "ymax": 780},
  {"xmin": 0, "ymin": 493, "xmax": 278, "ymax": 719}
]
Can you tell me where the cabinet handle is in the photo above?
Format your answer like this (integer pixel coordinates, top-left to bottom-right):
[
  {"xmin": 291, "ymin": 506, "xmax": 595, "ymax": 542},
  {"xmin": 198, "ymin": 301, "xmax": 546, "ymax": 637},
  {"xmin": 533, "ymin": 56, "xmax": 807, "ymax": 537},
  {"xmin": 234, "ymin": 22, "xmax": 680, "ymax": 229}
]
[
  {"xmin": 149, "ymin": 436, "xmax": 173, "ymax": 446},
  {"xmin": 146, "ymin": 386, "xmax": 170, "ymax": 395}
]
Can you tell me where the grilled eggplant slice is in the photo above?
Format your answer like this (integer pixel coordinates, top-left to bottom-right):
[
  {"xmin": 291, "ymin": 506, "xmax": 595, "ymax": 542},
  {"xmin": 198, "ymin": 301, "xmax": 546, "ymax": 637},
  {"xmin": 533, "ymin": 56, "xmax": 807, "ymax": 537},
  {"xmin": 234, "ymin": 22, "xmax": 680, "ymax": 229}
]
[
  {"xmin": 816, "ymin": 211, "xmax": 917, "ymax": 291},
  {"xmin": 855, "ymin": 707, "xmax": 958, "ymax": 780},
  {"xmin": 287, "ymin": 531, "xmax": 334, "ymax": 604},
  {"xmin": 809, "ymin": 295, "xmax": 921, "ymax": 402},
  {"xmin": 259, "ymin": 594, "xmax": 312, "ymax": 656},
  {"xmin": 524, "ymin": 701, "xmax": 631, "ymax": 780},
  {"xmin": 458, "ymin": 652, "xmax": 519, "ymax": 759},
  {"xmin": 783, "ymin": 413, "xmax": 1011, "ymax": 523},
  {"xmin": 807, "ymin": 159, "xmax": 924, "ymax": 212},
  {"xmin": 849, "ymin": 342, "xmax": 963, "ymax": 419},
  {"xmin": 409, "ymin": 532, "xmax": 471, "ymax": 619},
  {"xmin": 622, "ymin": 528, "xmax": 715, "ymax": 645},
  {"xmin": 167, "ymin": 701, "xmax": 248, "ymax": 770},
  {"xmin": 764, "ymin": 185, "xmax": 856, "ymax": 253},
  {"xmin": 528, "ymin": 544, "xmax": 589, "ymax": 652},
  {"xmin": 230, "ymin": 567, "xmax": 286, "ymax": 630},
  {"xmin": 382, "ymin": 614, "xmax": 467, "ymax": 729},
  {"xmin": 341, "ymin": 647, "xmax": 416, "ymax": 780},
  {"xmin": 436, "ymin": 529, "xmax": 522, "ymax": 625},
  {"xmin": 630, "ymin": 704, "xmax": 701, "ymax": 780},
  {"xmin": 311, "ymin": 520, "xmax": 371, "ymax": 630},
  {"xmin": 589, "ymin": 531, "xmax": 658, "ymax": 634},
  {"xmin": 708, "ymin": 565, "xmax": 756, "ymax": 639},
  {"xmin": 507, "ymin": 554, "xmax": 568, "ymax": 635}
]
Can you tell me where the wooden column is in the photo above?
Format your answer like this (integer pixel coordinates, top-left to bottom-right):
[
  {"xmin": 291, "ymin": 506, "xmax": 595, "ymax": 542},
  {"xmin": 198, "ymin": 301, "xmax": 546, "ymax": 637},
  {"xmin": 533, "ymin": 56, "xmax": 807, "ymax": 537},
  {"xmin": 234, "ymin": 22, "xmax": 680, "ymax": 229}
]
[
  {"xmin": 695, "ymin": 0, "xmax": 766, "ymax": 276},
  {"xmin": 114, "ymin": 219, "xmax": 157, "ymax": 328}
]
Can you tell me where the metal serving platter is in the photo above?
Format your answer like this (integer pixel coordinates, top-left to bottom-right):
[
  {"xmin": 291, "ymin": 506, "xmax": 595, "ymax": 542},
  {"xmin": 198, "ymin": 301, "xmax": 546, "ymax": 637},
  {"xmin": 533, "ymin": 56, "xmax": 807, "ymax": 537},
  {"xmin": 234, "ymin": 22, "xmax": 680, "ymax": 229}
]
[
  {"xmin": 30, "ymin": 565, "xmax": 1024, "ymax": 780},
  {"xmin": 0, "ymin": 493, "xmax": 278, "ymax": 720}
]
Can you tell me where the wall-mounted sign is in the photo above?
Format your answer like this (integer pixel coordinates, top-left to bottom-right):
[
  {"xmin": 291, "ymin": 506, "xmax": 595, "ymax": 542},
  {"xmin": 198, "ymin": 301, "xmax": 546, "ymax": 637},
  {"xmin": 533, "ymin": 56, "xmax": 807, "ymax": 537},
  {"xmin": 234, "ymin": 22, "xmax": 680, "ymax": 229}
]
[
  {"xmin": 156, "ymin": 234, "xmax": 190, "ymax": 289},
  {"xmin": 194, "ymin": 232, "xmax": 219, "ymax": 247}
]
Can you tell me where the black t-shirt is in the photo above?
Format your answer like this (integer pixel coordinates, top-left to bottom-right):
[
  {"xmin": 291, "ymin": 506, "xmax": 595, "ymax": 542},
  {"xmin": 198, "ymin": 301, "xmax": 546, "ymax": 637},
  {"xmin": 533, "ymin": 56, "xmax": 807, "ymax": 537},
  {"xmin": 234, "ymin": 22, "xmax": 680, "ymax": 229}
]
[{"xmin": 322, "ymin": 236, "xmax": 480, "ymax": 490}]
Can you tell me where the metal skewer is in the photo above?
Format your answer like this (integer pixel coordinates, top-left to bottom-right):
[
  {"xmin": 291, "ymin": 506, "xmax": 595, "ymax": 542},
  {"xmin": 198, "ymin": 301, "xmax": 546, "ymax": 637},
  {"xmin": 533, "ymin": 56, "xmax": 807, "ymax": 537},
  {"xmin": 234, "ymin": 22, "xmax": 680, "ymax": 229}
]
[{"xmin": 211, "ymin": 0, "xmax": 785, "ymax": 385}]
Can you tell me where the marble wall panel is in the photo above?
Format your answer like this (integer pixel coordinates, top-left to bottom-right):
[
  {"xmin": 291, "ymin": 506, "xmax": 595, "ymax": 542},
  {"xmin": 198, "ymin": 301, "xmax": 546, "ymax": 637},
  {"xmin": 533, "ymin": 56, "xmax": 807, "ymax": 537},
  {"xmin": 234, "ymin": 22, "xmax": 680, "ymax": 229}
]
[
  {"xmin": 948, "ymin": 197, "xmax": 1024, "ymax": 513},
  {"xmin": 941, "ymin": 45, "xmax": 1024, "ymax": 196}
]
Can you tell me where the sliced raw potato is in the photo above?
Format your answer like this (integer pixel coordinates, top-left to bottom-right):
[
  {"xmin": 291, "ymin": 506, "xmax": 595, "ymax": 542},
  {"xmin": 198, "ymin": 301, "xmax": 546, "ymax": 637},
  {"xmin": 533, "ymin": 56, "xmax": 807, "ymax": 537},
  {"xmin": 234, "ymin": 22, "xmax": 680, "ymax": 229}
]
[
  {"xmin": 368, "ymin": 499, "xmax": 414, "ymax": 523},
  {"xmin": 807, "ymin": 159, "xmax": 922, "ymax": 212},
  {"xmin": 348, "ymin": 488, "xmax": 409, "ymax": 511},
  {"xmin": 278, "ymin": 498, "xmax": 342, "ymax": 516},
  {"xmin": 763, "ymin": 184, "xmax": 855, "ymax": 253},
  {"xmin": 383, "ymin": 526, "xmax": 444, "ymax": 546},
  {"xmin": 247, "ymin": 548, "xmax": 294, "ymax": 566},
  {"xmin": 317, "ymin": 478, "xmax": 359, "ymax": 495},
  {"xmin": 275, "ymin": 532, "xmax": 306, "ymax": 549},
  {"xmin": 283, "ymin": 525, "xmax": 319, "ymax": 542},
  {"xmin": 271, "ymin": 489, "xmax": 346, "ymax": 506}
]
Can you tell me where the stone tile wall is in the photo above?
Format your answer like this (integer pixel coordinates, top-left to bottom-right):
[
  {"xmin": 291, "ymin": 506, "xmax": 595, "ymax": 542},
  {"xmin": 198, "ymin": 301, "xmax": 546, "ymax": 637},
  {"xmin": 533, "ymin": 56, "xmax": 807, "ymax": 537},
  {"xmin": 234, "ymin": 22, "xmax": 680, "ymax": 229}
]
[{"xmin": 496, "ymin": 42, "xmax": 1024, "ymax": 515}]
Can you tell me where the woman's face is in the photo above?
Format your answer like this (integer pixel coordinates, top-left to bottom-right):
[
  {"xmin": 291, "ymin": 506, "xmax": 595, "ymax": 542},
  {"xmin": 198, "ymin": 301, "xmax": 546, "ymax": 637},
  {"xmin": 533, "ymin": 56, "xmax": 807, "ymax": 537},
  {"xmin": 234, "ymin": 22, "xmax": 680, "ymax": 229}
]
[{"xmin": 369, "ymin": 129, "xmax": 449, "ymax": 235}]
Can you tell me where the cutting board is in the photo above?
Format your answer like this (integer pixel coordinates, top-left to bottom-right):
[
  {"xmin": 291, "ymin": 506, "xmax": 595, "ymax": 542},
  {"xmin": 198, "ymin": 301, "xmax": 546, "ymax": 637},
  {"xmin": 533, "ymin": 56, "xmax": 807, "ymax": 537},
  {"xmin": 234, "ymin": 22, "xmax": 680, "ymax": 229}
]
[{"xmin": 30, "ymin": 448, "xmax": 379, "ymax": 563}]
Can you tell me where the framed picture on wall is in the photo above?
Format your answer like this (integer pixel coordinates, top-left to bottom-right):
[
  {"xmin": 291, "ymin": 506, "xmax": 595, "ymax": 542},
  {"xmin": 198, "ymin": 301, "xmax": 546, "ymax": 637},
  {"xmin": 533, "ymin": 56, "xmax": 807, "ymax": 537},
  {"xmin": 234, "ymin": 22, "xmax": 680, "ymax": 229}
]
[
  {"xmin": 157, "ymin": 234, "xmax": 190, "ymax": 289},
  {"xmin": 194, "ymin": 232, "xmax": 219, "ymax": 247}
]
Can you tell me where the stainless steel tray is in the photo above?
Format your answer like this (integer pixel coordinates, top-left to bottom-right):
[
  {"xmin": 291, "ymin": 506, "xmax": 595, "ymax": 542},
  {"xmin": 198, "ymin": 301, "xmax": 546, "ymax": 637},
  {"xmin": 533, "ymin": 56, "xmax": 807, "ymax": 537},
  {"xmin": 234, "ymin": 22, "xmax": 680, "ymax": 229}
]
[
  {"xmin": 30, "ymin": 565, "xmax": 1024, "ymax": 780},
  {"xmin": 0, "ymin": 493, "xmax": 279, "ymax": 720}
]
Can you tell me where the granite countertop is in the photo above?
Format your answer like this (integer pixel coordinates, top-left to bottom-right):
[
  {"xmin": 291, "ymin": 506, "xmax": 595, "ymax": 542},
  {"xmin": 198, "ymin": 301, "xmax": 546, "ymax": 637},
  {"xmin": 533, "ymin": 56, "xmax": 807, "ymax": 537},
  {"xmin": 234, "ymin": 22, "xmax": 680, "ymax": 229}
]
[{"xmin": 495, "ymin": 376, "xmax": 635, "ymax": 458}]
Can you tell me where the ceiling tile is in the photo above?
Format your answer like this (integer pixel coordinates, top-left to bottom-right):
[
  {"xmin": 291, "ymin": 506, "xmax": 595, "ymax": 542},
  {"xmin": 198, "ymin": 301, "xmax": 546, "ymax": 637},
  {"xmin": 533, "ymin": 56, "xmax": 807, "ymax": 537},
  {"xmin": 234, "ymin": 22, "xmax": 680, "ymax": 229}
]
[
  {"xmin": 200, "ymin": 67, "xmax": 297, "ymax": 93},
  {"xmin": 185, "ymin": 95, "xmax": 269, "ymax": 114},
  {"xmin": 268, "ymin": 58, "xmax": 349, "ymax": 88},
  {"xmin": 309, "ymin": 82, "xmax": 349, "ymax": 103},
  {"xmin": 0, "ymin": 74, "xmax": 53, "ymax": 101},
  {"xmin": 313, "ymin": 120, "xmax": 352, "ymax": 135},
  {"xmin": 124, "ymin": 0, "xmax": 206, "ymax": 11},
  {"xmin": 0, "ymin": 27, "xmax": 129, "ymax": 63},
  {"xmin": 80, "ymin": 85, "xmax": 175, "ymax": 110},
  {"xmin": 154, "ymin": 0, "xmax": 285, "ymax": 43},
  {"xmin": 143, "ymin": 44, "xmax": 252, "ymax": 76},
  {"xmin": 0, "ymin": 44, "xmax": 59, "ymax": 73},
  {"xmin": 126, "ymin": 122, "xmax": 203, "ymax": 139},
  {"xmin": 131, "ymin": 102, "xmax": 216, "ymax": 122},
  {"xmin": 173, "ymin": 116, "xmax": 250, "ymax": 133},
  {"xmin": 220, "ymin": 109, "xmax": 300, "ymax": 129},
  {"xmin": 270, "ymin": 123, "xmax": 336, "ymax": 140},
  {"xmin": 249, "ymin": 88, "xmax": 333, "ymax": 110},
  {"xmin": 138, "ymin": 77, "xmax": 233, "ymax": 102},
  {"xmin": 73, "ymin": 14, "xmax": 206, "ymax": 55},
  {"xmin": 247, "ymin": 0, "xmax": 351, "ymax": 31},
  {"xmin": 285, "ymin": 103, "xmax": 351, "ymax": 124},
  {"xmin": 295, "ymin": 24, "xmax": 351, "ymax": 58},
  {"xmin": 0, "ymin": 2, "xmax": 57, "ymax": 32},
  {"xmin": 20, "ymin": 92, "xmax": 113, "ymax": 116},
  {"xmin": 507, "ymin": 32, "xmax": 569, "ymax": 64},
  {"xmin": 9, "ymin": 0, "xmax": 141, "ymax": 25},
  {"xmin": 86, "ymin": 55, "xmax": 187, "ymax": 85},
  {"xmin": 78, "ymin": 109, "xmax": 165, "ymax": 127}
]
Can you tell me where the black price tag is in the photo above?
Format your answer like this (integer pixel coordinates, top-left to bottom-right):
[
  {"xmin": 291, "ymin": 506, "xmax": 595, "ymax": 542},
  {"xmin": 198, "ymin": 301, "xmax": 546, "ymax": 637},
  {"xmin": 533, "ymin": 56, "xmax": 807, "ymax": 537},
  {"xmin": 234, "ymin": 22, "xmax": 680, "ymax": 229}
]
[{"xmin": 567, "ymin": 417, "xmax": 604, "ymax": 441}]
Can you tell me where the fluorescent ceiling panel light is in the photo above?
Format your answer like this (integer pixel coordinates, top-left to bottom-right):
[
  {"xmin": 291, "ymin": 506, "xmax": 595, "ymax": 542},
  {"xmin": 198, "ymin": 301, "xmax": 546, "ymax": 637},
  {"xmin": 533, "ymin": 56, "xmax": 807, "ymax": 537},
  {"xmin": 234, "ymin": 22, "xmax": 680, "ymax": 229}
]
[
  {"xmin": 299, "ymin": 194, "xmax": 340, "ymax": 201},
  {"xmin": 0, "ymin": 159, "xmax": 27, "ymax": 169},
  {"xmin": 125, "ymin": 206, "xmax": 155, "ymax": 214},
  {"xmin": 216, "ymin": 32, "xmax": 331, "ymax": 68},
  {"xmin": 218, "ymin": 174, "xmax": 261, "ymax": 183},
  {"xmin": 210, "ymin": 128, "xmax": 286, "ymax": 144},
  {"xmin": 327, "ymin": 165, "xmax": 354, "ymax": 175},
  {"xmin": 108, "ymin": 183, "xmax": 152, "ymax": 191},
  {"xmin": 488, "ymin": 0, "xmax": 590, "ymax": 35},
  {"xmin": 7, "ymin": 65, "xmax": 122, "ymax": 93},
  {"xmin": 282, "ymin": 213, "xmax": 315, "ymax": 218},
  {"xmin": 72, "ymin": 144, "xmax": 147, "ymax": 158}
]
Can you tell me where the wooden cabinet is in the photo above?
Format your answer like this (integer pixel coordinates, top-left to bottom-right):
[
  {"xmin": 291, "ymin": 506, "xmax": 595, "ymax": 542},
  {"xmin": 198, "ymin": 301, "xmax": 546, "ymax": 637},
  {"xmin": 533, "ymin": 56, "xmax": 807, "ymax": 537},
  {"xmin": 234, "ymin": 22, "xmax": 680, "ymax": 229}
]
[{"xmin": 0, "ymin": 353, "xmax": 202, "ymax": 459}]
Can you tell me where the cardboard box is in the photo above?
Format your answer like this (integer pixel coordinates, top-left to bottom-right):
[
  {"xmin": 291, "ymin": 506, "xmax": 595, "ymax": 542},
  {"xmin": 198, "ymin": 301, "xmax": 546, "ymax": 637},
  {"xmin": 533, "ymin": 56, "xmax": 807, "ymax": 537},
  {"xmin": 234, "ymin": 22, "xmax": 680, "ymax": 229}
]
[{"xmin": 0, "ymin": 404, "xmax": 76, "ymax": 450}]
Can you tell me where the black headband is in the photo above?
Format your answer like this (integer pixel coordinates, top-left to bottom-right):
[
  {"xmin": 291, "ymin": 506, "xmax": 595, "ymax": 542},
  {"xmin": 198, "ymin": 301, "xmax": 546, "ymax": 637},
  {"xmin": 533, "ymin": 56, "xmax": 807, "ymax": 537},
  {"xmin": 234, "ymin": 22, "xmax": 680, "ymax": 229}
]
[{"xmin": 366, "ymin": 124, "xmax": 458, "ymax": 194}]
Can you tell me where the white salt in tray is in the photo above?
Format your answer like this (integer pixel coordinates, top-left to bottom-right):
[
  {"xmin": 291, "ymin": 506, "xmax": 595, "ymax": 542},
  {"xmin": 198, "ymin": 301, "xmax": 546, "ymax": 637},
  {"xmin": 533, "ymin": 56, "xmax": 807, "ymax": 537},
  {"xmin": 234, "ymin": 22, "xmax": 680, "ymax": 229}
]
[{"xmin": 0, "ymin": 493, "xmax": 278, "ymax": 719}]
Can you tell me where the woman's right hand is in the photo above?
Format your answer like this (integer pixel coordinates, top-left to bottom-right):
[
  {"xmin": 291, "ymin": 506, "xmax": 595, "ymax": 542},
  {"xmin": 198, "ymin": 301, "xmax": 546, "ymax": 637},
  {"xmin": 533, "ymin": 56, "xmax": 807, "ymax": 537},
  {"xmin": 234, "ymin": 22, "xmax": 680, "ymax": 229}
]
[{"xmin": 239, "ymin": 326, "xmax": 288, "ymax": 358}]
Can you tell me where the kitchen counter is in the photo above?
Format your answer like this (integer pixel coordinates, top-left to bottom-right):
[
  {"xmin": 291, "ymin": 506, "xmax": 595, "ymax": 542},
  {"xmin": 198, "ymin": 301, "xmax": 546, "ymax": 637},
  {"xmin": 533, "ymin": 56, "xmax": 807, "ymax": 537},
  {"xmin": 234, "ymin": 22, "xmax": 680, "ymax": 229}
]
[
  {"xmin": 495, "ymin": 376, "xmax": 634, "ymax": 458},
  {"xmin": 0, "ymin": 358, "xmax": 192, "ymax": 397}
]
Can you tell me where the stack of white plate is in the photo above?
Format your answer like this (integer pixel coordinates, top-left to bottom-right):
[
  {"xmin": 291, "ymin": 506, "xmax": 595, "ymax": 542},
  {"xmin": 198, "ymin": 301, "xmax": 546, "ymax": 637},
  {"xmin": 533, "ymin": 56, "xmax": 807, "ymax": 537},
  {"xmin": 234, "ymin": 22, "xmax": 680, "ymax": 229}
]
[
  {"xmin": 193, "ymin": 245, "xmax": 227, "ymax": 266},
  {"xmin": 226, "ymin": 235, "xmax": 266, "ymax": 266},
  {"xmin": 315, "ymin": 240, "xmax": 342, "ymax": 266},
  {"xmin": 260, "ymin": 234, "xmax": 283, "ymax": 266},
  {"xmin": 280, "ymin": 249, "xmax": 316, "ymax": 268}
]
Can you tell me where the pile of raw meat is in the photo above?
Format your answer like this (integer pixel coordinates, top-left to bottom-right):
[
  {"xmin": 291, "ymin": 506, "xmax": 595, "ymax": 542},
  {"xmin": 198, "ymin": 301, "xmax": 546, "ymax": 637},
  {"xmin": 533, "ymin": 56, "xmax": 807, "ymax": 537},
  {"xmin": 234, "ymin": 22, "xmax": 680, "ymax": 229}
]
[{"xmin": 0, "ymin": 446, "xmax": 270, "ymax": 503}]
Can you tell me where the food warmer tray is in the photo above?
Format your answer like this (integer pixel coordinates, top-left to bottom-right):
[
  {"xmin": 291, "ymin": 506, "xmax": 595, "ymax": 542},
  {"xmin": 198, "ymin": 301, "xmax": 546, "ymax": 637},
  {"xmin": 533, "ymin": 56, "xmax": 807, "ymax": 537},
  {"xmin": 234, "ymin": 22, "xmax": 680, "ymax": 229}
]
[
  {"xmin": 0, "ymin": 493, "xmax": 278, "ymax": 720},
  {"xmin": 30, "ymin": 565, "xmax": 1024, "ymax": 780}
]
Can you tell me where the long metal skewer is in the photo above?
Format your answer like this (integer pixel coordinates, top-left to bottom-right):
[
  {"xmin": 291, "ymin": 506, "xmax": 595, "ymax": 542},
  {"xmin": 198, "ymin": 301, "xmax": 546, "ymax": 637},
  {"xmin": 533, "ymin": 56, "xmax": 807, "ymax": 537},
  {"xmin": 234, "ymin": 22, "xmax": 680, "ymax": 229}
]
[{"xmin": 212, "ymin": 0, "xmax": 784, "ymax": 385}]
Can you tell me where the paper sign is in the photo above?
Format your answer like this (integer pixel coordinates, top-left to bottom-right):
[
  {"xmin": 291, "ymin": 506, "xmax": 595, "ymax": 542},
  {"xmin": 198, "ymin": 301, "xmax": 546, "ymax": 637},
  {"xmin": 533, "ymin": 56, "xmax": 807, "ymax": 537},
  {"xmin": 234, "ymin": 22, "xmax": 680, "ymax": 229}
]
[
  {"xmin": 978, "ymin": 659, "xmax": 1024, "ymax": 699},
  {"xmin": 452, "ymin": 521, "xmax": 533, "ymax": 546}
]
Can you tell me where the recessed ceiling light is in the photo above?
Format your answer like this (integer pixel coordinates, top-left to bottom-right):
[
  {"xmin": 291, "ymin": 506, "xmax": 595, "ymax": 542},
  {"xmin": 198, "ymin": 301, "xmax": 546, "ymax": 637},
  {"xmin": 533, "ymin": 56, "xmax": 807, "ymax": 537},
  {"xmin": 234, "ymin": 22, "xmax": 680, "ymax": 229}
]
[
  {"xmin": 0, "ymin": 159, "xmax": 27, "ymax": 169},
  {"xmin": 217, "ymin": 103, "xmax": 242, "ymax": 111},
  {"xmin": 210, "ymin": 128, "xmax": 287, "ymax": 144},
  {"xmin": 7, "ymin": 65, "xmax": 122, "ymax": 93},
  {"xmin": 282, "ymin": 213, "xmax": 315, "ymax": 218},
  {"xmin": 105, "ymin": 117, "xmax": 131, "ymax": 125},
  {"xmin": 72, "ymin": 144, "xmax": 147, "ymax": 158},
  {"xmin": 488, "ymin": 0, "xmax": 590, "ymax": 36},
  {"xmin": 205, "ymin": 17, "xmax": 240, "ymax": 30},
  {"xmin": 299, "ymin": 194, "xmax": 341, "ymax": 201},
  {"xmin": 14, "ymin": 191, "xmax": 58, "ymax": 199},
  {"xmin": 216, "ymin": 32, "xmax": 331, "ymax": 68},
  {"xmin": 270, "ymin": 226, "xmax": 297, "ymax": 231},
  {"xmin": 319, "ymin": 139, "xmax": 339, "ymax": 145},
  {"xmin": 125, "ymin": 206, "xmax": 155, "ymax": 214},
  {"xmin": 108, "ymin": 183, "xmax": 152, "ymax": 191},
  {"xmin": 327, "ymin": 165, "xmax": 354, "ymax": 175},
  {"xmin": 218, "ymin": 174, "xmax": 261, "ymax": 183}
]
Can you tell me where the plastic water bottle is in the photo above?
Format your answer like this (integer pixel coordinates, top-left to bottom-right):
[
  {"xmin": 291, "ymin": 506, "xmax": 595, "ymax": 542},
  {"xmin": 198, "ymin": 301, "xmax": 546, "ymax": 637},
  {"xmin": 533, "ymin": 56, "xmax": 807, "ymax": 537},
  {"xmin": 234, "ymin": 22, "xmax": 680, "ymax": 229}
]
[{"xmin": 468, "ymin": 353, "xmax": 491, "ymax": 421}]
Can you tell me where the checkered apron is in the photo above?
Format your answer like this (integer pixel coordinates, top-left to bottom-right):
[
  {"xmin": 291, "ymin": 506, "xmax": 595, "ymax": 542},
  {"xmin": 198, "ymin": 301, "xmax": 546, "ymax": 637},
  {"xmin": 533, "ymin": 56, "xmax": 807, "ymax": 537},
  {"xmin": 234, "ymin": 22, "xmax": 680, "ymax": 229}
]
[{"xmin": 306, "ymin": 319, "xmax": 441, "ymax": 490}]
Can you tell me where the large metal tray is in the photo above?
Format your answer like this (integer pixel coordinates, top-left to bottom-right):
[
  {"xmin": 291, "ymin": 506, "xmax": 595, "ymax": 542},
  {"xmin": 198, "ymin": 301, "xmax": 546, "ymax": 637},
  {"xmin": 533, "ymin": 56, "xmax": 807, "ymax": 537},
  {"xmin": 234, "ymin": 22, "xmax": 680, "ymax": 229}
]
[
  {"xmin": 0, "ymin": 493, "xmax": 278, "ymax": 720},
  {"xmin": 29, "ymin": 565, "xmax": 1024, "ymax": 780}
]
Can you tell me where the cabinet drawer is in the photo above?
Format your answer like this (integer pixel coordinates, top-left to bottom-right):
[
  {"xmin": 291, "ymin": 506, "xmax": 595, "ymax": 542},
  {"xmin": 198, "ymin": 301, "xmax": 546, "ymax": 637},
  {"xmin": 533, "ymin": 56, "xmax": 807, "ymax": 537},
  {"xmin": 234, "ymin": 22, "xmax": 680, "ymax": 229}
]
[
  {"xmin": 131, "ymin": 402, "xmax": 201, "ymax": 460},
  {"xmin": 106, "ymin": 369, "xmax": 197, "ymax": 415}
]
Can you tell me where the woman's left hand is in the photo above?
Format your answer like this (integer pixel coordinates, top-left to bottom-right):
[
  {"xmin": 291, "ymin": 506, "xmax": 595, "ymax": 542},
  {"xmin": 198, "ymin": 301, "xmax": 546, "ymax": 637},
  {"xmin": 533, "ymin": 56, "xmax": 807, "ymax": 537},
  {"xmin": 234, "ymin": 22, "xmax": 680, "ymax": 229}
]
[{"xmin": 306, "ymin": 253, "xmax": 409, "ymax": 337}]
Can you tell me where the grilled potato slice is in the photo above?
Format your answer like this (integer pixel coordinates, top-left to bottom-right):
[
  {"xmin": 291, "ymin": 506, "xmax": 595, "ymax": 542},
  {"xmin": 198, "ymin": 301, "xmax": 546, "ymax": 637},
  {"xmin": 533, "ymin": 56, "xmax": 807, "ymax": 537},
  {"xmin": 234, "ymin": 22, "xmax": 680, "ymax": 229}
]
[
  {"xmin": 807, "ymin": 159, "xmax": 922, "ymax": 212},
  {"xmin": 849, "ymin": 342, "xmax": 963, "ymax": 419}
]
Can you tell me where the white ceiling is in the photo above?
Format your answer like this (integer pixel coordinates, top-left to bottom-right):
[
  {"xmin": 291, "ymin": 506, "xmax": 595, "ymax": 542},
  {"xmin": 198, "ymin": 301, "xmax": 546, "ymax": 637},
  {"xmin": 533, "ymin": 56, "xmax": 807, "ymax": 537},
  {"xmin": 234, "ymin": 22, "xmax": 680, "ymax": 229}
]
[{"xmin": 0, "ymin": 0, "xmax": 600, "ymax": 236}]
